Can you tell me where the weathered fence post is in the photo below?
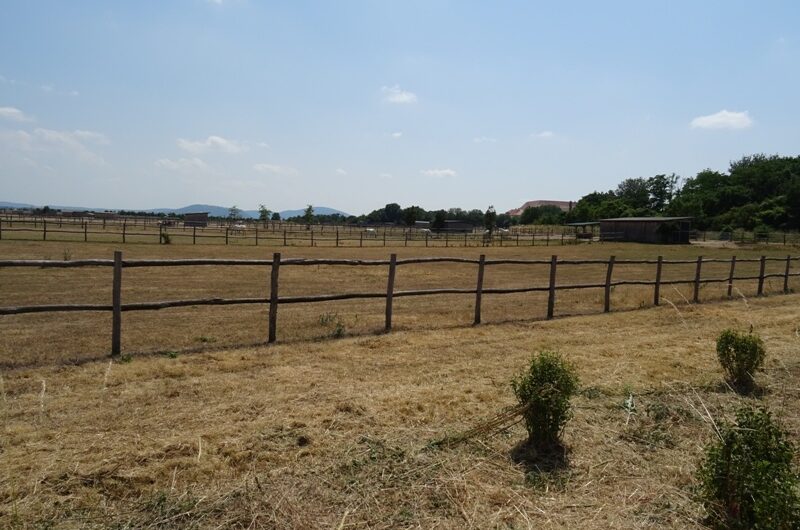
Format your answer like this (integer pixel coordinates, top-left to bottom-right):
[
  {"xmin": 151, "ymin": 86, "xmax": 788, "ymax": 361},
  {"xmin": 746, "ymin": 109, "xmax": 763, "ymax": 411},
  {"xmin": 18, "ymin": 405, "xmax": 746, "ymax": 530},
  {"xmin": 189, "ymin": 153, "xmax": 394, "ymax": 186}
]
[
  {"xmin": 654, "ymin": 255, "xmax": 663, "ymax": 306},
  {"xmin": 757, "ymin": 255, "xmax": 766, "ymax": 296},
  {"xmin": 445, "ymin": 232, "xmax": 449, "ymax": 247},
  {"xmin": 604, "ymin": 255, "xmax": 615, "ymax": 313},
  {"xmin": 192, "ymin": 226, "xmax": 196, "ymax": 245},
  {"xmin": 383, "ymin": 232, "xmax": 386, "ymax": 247},
  {"xmin": 546, "ymin": 230, "xmax": 550, "ymax": 246},
  {"xmin": 122, "ymin": 221, "xmax": 127, "ymax": 243},
  {"xmin": 727, "ymin": 256, "xmax": 737, "ymax": 298},
  {"xmin": 693, "ymin": 256, "xmax": 703, "ymax": 303},
  {"xmin": 42, "ymin": 220, "xmax": 47, "ymax": 241},
  {"xmin": 311, "ymin": 230, "xmax": 314, "ymax": 247},
  {"xmin": 268, "ymin": 252, "xmax": 281, "ymax": 343},
  {"xmin": 336, "ymin": 229, "xmax": 339, "ymax": 247},
  {"xmin": 84, "ymin": 222, "xmax": 88, "ymax": 242},
  {"xmin": 385, "ymin": 253, "xmax": 397, "ymax": 331},
  {"xmin": 111, "ymin": 250, "xmax": 122, "ymax": 356},
  {"xmin": 404, "ymin": 232, "xmax": 408, "ymax": 247},
  {"xmin": 360, "ymin": 232, "xmax": 363, "ymax": 247},
  {"xmin": 425, "ymin": 233, "xmax": 428, "ymax": 247},
  {"xmin": 473, "ymin": 254, "xmax": 486, "ymax": 325},
  {"xmin": 547, "ymin": 255, "xmax": 558, "ymax": 319},
  {"xmin": 225, "ymin": 227, "xmax": 229, "ymax": 245},
  {"xmin": 283, "ymin": 229, "xmax": 287, "ymax": 246},
  {"xmin": 255, "ymin": 228, "xmax": 259, "ymax": 246},
  {"xmin": 0, "ymin": 219, "xmax": 3, "ymax": 239},
  {"xmin": 782, "ymin": 254, "xmax": 791, "ymax": 294}
]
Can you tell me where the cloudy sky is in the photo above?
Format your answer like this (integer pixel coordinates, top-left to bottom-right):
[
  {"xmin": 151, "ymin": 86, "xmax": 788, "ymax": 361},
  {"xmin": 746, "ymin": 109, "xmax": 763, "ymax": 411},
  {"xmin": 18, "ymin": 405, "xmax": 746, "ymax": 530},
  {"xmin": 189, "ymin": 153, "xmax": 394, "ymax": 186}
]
[{"xmin": 1, "ymin": 1, "xmax": 799, "ymax": 215}]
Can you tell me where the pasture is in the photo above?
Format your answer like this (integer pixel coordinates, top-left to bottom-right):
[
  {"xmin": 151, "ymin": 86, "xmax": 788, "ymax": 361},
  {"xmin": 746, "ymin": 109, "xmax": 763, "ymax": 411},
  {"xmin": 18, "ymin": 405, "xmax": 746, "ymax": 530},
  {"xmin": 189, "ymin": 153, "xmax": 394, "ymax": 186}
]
[{"xmin": 1, "ymin": 238, "xmax": 799, "ymax": 527}]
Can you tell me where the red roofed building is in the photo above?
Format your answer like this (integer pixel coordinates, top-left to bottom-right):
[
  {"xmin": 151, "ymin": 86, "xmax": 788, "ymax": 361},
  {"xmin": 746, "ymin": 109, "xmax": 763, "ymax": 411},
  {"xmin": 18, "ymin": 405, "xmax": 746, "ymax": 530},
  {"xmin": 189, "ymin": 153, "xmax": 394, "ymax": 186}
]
[{"xmin": 506, "ymin": 200, "xmax": 573, "ymax": 216}]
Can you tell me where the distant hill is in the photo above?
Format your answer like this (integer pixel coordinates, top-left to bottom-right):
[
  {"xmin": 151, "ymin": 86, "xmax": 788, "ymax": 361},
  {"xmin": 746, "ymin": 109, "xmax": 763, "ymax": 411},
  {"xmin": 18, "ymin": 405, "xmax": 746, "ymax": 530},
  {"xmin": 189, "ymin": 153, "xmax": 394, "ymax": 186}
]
[
  {"xmin": 1, "ymin": 201, "xmax": 351, "ymax": 219},
  {"xmin": 278, "ymin": 206, "xmax": 350, "ymax": 219}
]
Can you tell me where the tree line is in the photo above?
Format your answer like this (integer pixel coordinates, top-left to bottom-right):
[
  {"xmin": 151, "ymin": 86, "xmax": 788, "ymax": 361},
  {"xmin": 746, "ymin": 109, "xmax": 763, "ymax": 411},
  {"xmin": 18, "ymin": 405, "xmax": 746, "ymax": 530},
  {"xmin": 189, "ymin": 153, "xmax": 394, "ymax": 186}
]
[{"xmin": 566, "ymin": 154, "xmax": 800, "ymax": 231}]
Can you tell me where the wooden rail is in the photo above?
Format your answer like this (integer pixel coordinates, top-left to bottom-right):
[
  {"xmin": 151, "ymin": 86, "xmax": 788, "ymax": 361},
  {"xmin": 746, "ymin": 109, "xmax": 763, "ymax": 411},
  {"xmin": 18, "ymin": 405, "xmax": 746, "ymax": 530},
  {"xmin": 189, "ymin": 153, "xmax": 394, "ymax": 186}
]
[{"xmin": 0, "ymin": 252, "xmax": 798, "ymax": 357}]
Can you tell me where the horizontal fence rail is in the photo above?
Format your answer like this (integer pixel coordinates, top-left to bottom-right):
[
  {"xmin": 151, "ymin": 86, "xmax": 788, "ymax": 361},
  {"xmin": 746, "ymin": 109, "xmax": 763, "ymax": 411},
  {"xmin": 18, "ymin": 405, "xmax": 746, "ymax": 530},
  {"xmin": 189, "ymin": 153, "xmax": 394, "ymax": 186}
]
[{"xmin": 0, "ymin": 252, "xmax": 798, "ymax": 357}]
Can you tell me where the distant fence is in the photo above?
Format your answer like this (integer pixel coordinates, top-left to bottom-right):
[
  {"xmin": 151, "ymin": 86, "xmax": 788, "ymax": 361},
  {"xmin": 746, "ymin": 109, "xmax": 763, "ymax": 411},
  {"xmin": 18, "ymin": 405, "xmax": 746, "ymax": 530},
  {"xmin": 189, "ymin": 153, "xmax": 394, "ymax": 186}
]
[
  {"xmin": 1, "ymin": 215, "xmax": 800, "ymax": 248},
  {"xmin": 0, "ymin": 252, "xmax": 797, "ymax": 358},
  {"xmin": 0, "ymin": 218, "xmax": 581, "ymax": 247}
]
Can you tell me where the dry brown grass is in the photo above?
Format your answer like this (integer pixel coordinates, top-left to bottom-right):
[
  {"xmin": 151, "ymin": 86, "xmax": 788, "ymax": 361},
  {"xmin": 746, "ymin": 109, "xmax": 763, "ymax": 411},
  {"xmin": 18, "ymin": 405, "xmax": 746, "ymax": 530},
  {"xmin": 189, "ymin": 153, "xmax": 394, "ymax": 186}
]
[
  {"xmin": 1, "ymin": 237, "xmax": 799, "ymax": 527},
  {"xmin": 0, "ymin": 239, "xmax": 794, "ymax": 368}
]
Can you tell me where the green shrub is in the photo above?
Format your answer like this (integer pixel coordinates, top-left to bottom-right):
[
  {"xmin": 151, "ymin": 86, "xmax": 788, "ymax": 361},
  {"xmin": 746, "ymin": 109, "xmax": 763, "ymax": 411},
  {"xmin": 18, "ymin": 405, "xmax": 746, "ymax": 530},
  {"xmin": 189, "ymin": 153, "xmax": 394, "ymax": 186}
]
[
  {"xmin": 511, "ymin": 351, "xmax": 579, "ymax": 451},
  {"xmin": 698, "ymin": 406, "xmax": 799, "ymax": 529},
  {"xmin": 716, "ymin": 329, "xmax": 765, "ymax": 393}
]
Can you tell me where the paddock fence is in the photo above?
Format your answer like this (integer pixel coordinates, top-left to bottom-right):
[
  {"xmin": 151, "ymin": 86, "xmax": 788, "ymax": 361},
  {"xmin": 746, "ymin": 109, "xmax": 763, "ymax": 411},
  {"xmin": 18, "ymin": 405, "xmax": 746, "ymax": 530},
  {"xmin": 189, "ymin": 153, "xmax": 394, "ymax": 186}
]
[{"xmin": 0, "ymin": 252, "xmax": 797, "ymax": 357}]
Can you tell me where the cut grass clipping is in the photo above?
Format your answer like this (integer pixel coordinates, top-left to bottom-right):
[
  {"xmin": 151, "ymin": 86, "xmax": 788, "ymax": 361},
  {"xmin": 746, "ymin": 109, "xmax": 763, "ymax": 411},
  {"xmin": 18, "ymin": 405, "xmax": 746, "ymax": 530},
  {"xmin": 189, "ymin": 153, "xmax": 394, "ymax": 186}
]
[
  {"xmin": 511, "ymin": 351, "xmax": 578, "ymax": 468},
  {"xmin": 716, "ymin": 328, "xmax": 766, "ymax": 394},
  {"xmin": 698, "ymin": 405, "xmax": 800, "ymax": 529}
]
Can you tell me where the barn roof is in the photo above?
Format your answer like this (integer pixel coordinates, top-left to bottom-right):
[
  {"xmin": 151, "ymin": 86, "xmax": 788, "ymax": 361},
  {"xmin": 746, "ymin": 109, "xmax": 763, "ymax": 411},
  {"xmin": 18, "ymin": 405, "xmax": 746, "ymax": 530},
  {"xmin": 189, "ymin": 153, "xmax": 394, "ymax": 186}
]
[{"xmin": 600, "ymin": 217, "xmax": 692, "ymax": 222}]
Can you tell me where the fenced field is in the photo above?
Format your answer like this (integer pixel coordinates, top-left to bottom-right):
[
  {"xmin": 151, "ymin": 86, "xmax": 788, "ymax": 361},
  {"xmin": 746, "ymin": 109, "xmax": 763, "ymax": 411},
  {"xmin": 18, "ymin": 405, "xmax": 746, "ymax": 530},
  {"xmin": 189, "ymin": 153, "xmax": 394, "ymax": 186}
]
[
  {"xmin": 2, "ymin": 258, "xmax": 800, "ymax": 527},
  {"xmin": 1, "ymin": 239, "xmax": 797, "ymax": 368},
  {"xmin": 4, "ymin": 213, "xmax": 800, "ymax": 249}
]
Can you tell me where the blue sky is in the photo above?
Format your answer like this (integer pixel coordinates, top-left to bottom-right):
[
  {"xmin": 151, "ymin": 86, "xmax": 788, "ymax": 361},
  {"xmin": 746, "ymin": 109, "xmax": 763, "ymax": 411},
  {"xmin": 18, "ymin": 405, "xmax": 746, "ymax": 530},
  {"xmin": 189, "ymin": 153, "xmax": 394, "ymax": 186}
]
[{"xmin": 1, "ymin": 1, "xmax": 798, "ymax": 215}]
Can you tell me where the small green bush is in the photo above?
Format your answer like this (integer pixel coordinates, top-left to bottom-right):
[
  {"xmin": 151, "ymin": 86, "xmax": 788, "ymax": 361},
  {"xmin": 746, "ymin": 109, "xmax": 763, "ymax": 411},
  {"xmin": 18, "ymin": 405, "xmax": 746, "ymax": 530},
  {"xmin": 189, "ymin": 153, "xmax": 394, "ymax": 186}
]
[
  {"xmin": 698, "ymin": 406, "xmax": 799, "ymax": 529},
  {"xmin": 716, "ymin": 329, "xmax": 765, "ymax": 392},
  {"xmin": 511, "ymin": 351, "xmax": 579, "ymax": 451}
]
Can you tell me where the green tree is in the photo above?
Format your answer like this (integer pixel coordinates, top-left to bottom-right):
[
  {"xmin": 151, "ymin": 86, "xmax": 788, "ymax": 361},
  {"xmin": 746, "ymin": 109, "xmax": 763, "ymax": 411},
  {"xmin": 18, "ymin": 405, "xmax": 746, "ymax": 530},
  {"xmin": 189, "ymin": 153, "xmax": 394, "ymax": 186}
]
[
  {"xmin": 258, "ymin": 204, "xmax": 272, "ymax": 222},
  {"xmin": 303, "ymin": 204, "xmax": 314, "ymax": 227},
  {"xmin": 271, "ymin": 212, "xmax": 281, "ymax": 221},
  {"xmin": 432, "ymin": 210, "xmax": 447, "ymax": 231},
  {"xmin": 228, "ymin": 205, "xmax": 241, "ymax": 220},
  {"xmin": 484, "ymin": 205, "xmax": 497, "ymax": 233}
]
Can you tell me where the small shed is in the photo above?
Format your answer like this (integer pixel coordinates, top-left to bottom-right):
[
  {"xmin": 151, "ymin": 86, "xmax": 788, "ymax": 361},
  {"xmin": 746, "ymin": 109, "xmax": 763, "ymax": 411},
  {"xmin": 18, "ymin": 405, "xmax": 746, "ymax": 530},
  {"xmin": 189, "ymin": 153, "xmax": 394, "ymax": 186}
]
[
  {"xmin": 440, "ymin": 220, "xmax": 474, "ymax": 233},
  {"xmin": 565, "ymin": 221, "xmax": 599, "ymax": 240},
  {"xmin": 600, "ymin": 217, "xmax": 692, "ymax": 244},
  {"xmin": 184, "ymin": 212, "xmax": 209, "ymax": 228}
]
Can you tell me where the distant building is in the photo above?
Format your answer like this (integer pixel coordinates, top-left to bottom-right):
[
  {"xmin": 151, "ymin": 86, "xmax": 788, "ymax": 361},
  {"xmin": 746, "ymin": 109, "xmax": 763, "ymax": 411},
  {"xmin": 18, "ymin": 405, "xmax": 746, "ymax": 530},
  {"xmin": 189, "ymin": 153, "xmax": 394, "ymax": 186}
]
[
  {"xmin": 414, "ymin": 220, "xmax": 431, "ymax": 229},
  {"xmin": 438, "ymin": 220, "xmax": 474, "ymax": 233},
  {"xmin": 506, "ymin": 200, "xmax": 573, "ymax": 216},
  {"xmin": 184, "ymin": 212, "xmax": 209, "ymax": 228},
  {"xmin": 600, "ymin": 217, "xmax": 693, "ymax": 244}
]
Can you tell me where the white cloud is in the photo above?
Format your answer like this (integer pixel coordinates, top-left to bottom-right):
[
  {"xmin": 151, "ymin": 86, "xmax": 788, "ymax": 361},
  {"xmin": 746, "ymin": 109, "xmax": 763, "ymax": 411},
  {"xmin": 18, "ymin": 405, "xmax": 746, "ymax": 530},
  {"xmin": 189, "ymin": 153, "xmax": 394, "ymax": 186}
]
[
  {"xmin": 256, "ymin": 141, "xmax": 270, "ymax": 148},
  {"xmin": 381, "ymin": 85, "xmax": 417, "ymax": 104},
  {"xmin": 26, "ymin": 128, "xmax": 107, "ymax": 164},
  {"xmin": 155, "ymin": 157, "xmax": 211, "ymax": 172},
  {"xmin": 390, "ymin": 131, "xmax": 403, "ymax": 138},
  {"xmin": 335, "ymin": 168, "xmax": 347, "ymax": 175},
  {"xmin": 690, "ymin": 110, "xmax": 752, "ymax": 130},
  {"xmin": 0, "ymin": 106, "xmax": 32, "ymax": 122},
  {"xmin": 177, "ymin": 135, "xmax": 246, "ymax": 154},
  {"xmin": 253, "ymin": 163, "xmax": 299, "ymax": 175},
  {"xmin": 421, "ymin": 168, "xmax": 457, "ymax": 178},
  {"xmin": 473, "ymin": 136, "xmax": 497, "ymax": 143},
  {"xmin": 379, "ymin": 172, "xmax": 393, "ymax": 179},
  {"xmin": 534, "ymin": 131, "xmax": 555, "ymax": 138}
]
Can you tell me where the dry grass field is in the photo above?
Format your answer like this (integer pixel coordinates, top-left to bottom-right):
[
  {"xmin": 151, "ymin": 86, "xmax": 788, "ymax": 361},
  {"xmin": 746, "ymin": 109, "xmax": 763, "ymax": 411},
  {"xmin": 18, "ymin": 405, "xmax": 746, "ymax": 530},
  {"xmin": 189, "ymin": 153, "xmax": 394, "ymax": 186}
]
[
  {"xmin": 0, "ymin": 239, "xmax": 795, "ymax": 368},
  {"xmin": 1, "ymin": 239, "xmax": 799, "ymax": 528}
]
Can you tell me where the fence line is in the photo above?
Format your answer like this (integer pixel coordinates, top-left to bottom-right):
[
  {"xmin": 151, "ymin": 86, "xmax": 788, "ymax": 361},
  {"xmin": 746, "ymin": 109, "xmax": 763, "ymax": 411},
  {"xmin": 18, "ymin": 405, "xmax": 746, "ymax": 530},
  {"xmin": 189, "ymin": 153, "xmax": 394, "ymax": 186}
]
[{"xmin": 0, "ymin": 252, "xmax": 798, "ymax": 357}]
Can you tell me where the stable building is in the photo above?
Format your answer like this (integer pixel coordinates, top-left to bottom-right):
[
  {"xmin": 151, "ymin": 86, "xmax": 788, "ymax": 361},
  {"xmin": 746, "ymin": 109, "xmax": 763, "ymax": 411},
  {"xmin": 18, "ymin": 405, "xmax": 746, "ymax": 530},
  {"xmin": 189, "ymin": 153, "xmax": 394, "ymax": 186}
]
[
  {"xmin": 183, "ymin": 212, "xmax": 209, "ymax": 228},
  {"xmin": 600, "ymin": 217, "xmax": 693, "ymax": 244}
]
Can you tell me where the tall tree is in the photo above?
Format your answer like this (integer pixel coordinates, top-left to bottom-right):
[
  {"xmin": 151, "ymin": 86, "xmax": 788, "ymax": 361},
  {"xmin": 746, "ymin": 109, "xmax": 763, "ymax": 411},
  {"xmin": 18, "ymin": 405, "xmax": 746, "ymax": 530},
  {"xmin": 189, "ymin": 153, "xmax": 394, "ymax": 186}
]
[
  {"xmin": 258, "ymin": 204, "xmax": 272, "ymax": 222},
  {"xmin": 228, "ymin": 205, "xmax": 241, "ymax": 220},
  {"xmin": 484, "ymin": 205, "xmax": 497, "ymax": 233},
  {"xmin": 303, "ymin": 204, "xmax": 314, "ymax": 227}
]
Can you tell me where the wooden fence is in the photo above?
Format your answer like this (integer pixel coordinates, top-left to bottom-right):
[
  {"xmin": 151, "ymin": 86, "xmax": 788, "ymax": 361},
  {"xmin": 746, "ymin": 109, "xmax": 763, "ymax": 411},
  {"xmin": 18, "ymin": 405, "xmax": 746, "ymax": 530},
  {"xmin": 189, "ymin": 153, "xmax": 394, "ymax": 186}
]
[
  {"xmin": 0, "ymin": 218, "xmax": 581, "ymax": 247},
  {"xmin": 1, "ymin": 252, "xmax": 798, "ymax": 357}
]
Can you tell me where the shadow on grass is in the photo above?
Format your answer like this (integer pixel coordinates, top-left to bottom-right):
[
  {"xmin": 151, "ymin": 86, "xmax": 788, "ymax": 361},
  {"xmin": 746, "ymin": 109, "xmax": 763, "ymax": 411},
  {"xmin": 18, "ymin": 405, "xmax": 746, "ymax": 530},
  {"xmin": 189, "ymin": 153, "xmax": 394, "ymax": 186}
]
[{"xmin": 510, "ymin": 438, "xmax": 569, "ymax": 474}]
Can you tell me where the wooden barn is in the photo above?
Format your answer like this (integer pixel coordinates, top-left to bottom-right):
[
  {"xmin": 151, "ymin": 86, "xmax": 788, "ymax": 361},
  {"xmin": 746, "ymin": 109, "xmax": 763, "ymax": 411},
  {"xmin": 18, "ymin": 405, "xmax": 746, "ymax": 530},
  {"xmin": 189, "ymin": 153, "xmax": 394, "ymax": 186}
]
[
  {"xmin": 600, "ymin": 217, "xmax": 692, "ymax": 244},
  {"xmin": 183, "ymin": 212, "xmax": 209, "ymax": 228},
  {"xmin": 439, "ymin": 220, "xmax": 474, "ymax": 233}
]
